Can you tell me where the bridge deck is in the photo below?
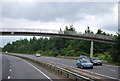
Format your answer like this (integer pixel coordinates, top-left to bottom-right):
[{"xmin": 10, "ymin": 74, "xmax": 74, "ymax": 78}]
[{"xmin": 0, "ymin": 28, "xmax": 114, "ymax": 43}]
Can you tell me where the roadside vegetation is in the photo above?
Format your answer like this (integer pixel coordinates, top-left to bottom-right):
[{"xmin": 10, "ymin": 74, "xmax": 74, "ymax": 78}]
[
  {"xmin": 2, "ymin": 25, "xmax": 120, "ymax": 65},
  {"xmin": 0, "ymin": 47, "xmax": 2, "ymax": 52}
]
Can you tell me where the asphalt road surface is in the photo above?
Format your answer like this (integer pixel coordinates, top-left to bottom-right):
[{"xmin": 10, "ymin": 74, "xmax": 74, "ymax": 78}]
[
  {"xmin": 9, "ymin": 53, "xmax": 119, "ymax": 80},
  {"xmin": 2, "ymin": 54, "xmax": 62, "ymax": 81}
]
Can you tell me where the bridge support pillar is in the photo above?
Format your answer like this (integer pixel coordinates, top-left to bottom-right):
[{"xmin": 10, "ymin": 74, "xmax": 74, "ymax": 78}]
[{"xmin": 90, "ymin": 41, "xmax": 93, "ymax": 58}]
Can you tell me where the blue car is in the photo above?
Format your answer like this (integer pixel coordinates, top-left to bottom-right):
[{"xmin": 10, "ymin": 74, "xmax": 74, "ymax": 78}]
[
  {"xmin": 79, "ymin": 55, "xmax": 88, "ymax": 59},
  {"xmin": 76, "ymin": 59, "xmax": 93, "ymax": 69}
]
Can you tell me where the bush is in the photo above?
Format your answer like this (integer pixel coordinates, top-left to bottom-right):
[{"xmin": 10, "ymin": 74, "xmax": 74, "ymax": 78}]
[
  {"xmin": 97, "ymin": 54, "xmax": 105, "ymax": 60},
  {"xmin": 96, "ymin": 52, "xmax": 112, "ymax": 62}
]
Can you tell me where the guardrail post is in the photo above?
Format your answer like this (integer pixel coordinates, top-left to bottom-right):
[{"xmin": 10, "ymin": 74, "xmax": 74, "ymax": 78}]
[
  {"xmin": 75, "ymin": 78, "xmax": 77, "ymax": 81},
  {"xmin": 60, "ymin": 71, "xmax": 62, "ymax": 74},
  {"xmin": 67, "ymin": 74, "xmax": 69, "ymax": 78},
  {"xmin": 90, "ymin": 41, "xmax": 93, "ymax": 58}
]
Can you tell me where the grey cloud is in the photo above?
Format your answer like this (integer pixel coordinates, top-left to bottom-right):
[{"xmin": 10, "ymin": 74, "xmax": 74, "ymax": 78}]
[
  {"xmin": 2, "ymin": 2, "xmax": 116, "ymax": 22},
  {"xmin": 102, "ymin": 26, "xmax": 118, "ymax": 32}
]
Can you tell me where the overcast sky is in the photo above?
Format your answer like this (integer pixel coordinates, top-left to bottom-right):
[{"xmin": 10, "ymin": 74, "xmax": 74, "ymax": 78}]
[{"xmin": 0, "ymin": 1, "xmax": 118, "ymax": 47}]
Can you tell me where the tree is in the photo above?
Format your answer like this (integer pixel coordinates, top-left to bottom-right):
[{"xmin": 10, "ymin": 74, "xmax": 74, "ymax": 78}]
[
  {"xmin": 69, "ymin": 25, "xmax": 75, "ymax": 31},
  {"xmin": 3, "ymin": 42, "xmax": 13, "ymax": 52},
  {"xmin": 65, "ymin": 26, "xmax": 69, "ymax": 31},
  {"xmin": 0, "ymin": 47, "xmax": 2, "ymax": 52},
  {"xmin": 85, "ymin": 26, "xmax": 93, "ymax": 34},
  {"xmin": 96, "ymin": 29, "xmax": 102, "ymax": 34},
  {"xmin": 64, "ymin": 25, "xmax": 76, "ymax": 34},
  {"xmin": 58, "ymin": 28, "xmax": 63, "ymax": 34},
  {"xmin": 2, "ymin": 26, "xmax": 114, "ymax": 62},
  {"xmin": 111, "ymin": 33, "xmax": 120, "ymax": 63}
]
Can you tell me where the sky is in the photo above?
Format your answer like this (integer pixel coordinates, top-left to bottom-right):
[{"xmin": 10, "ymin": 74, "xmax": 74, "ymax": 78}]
[{"xmin": 0, "ymin": 0, "xmax": 119, "ymax": 47}]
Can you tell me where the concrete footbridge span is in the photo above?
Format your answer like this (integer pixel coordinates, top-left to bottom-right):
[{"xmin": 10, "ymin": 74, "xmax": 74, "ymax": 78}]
[{"xmin": 0, "ymin": 28, "xmax": 114, "ymax": 57}]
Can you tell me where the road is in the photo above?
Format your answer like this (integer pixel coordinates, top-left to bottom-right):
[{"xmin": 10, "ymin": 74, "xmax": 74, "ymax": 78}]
[
  {"xmin": 9, "ymin": 53, "xmax": 119, "ymax": 80},
  {"xmin": 2, "ymin": 54, "xmax": 62, "ymax": 81}
]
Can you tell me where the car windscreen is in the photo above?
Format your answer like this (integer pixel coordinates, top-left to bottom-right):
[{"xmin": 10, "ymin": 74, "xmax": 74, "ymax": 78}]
[
  {"xmin": 81, "ymin": 60, "xmax": 90, "ymax": 63},
  {"xmin": 92, "ymin": 58, "xmax": 99, "ymax": 60},
  {"xmin": 80, "ymin": 56, "xmax": 87, "ymax": 58}
]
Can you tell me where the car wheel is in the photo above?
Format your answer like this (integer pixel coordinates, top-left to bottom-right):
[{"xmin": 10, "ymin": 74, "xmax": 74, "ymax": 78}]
[
  {"xmin": 100, "ymin": 63, "xmax": 102, "ymax": 66},
  {"xmin": 76, "ymin": 64, "xmax": 79, "ymax": 68},
  {"xmin": 80, "ymin": 65, "xmax": 83, "ymax": 69},
  {"xmin": 91, "ymin": 66, "xmax": 93, "ymax": 69}
]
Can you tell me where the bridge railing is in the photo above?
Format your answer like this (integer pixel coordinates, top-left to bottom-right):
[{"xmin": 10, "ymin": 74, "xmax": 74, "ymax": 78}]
[
  {"xmin": 58, "ymin": 30, "xmax": 113, "ymax": 40},
  {"xmin": 0, "ymin": 28, "xmax": 58, "ymax": 33},
  {"xmin": 0, "ymin": 28, "xmax": 113, "ymax": 40}
]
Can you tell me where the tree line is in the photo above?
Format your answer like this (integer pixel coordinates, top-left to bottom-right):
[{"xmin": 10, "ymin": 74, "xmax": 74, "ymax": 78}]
[{"xmin": 2, "ymin": 25, "xmax": 120, "ymax": 63}]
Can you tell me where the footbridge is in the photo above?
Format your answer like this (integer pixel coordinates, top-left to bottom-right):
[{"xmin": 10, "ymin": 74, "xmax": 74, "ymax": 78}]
[{"xmin": 0, "ymin": 28, "xmax": 114, "ymax": 57}]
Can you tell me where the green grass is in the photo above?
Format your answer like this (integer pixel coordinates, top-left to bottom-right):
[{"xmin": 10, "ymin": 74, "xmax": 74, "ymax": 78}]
[
  {"xmin": 56, "ymin": 56, "xmax": 79, "ymax": 60},
  {"xmin": 42, "ymin": 55, "xmax": 79, "ymax": 60},
  {"xmin": 10, "ymin": 52, "xmax": 35, "ymax": 55}
]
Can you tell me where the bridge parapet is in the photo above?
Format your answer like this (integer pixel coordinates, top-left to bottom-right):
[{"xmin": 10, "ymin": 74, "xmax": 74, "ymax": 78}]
[
  {"xmin": 58, "ymin": 30, "xmax": 113, "ymax": 40},
  {"xmin": 0, "ymin": 28, "xmax": 58, "ymax": 33}
]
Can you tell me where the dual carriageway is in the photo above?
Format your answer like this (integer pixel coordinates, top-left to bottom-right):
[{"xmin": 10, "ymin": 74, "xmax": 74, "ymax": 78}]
[{"xmin": 0, "ymin": 28, "xmax": 119, "ymax": 81}]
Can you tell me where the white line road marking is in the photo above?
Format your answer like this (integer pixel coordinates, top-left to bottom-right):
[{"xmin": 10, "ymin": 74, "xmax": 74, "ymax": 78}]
[
  {"xmin": 21, "ymin": 59, "xmax": 53, "ymax": 81},
  {"xmin": 9, "ymin": 69, "xmax": 11, "ymax": 72},
  {"xmin": 108, "ymin": 69, "xmax": 116, "ymax": 72},
  {"xmin": 8, "ymin": 76, "xmax": 10, "ymax": 79}
]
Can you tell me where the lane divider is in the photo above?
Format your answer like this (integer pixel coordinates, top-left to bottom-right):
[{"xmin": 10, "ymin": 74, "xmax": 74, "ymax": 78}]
[
  {"xmin": 9, "ymin": 69, "xmax": 11, "ymax": 72},
  {"xmin": 8, "ymin": 76, "xmax": 10, "ymax": 79}
]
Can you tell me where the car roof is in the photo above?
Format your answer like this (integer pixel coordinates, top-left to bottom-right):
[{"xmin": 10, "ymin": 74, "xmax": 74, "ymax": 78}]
[
  {"xmin": 80, "ymin": 55, "xmax": 86, "ymax": 56},
  {"xmin": 91, "ymin": 57, "xmax": 98, "ymax": 59},
  {"xmin": 79, "ymin": 58, "xmax": 89, "ymax": 61},
  {"xmin": 80, "ymin": 55, "xmax": 87, "ymax": 57}
]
